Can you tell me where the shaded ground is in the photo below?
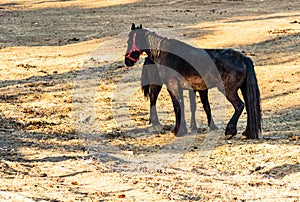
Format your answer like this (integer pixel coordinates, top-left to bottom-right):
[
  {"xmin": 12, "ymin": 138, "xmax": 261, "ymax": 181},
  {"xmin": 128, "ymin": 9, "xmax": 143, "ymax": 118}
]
[{"xmin": 0, "ymin": 0, "xmax": 299, "ymax": 201}]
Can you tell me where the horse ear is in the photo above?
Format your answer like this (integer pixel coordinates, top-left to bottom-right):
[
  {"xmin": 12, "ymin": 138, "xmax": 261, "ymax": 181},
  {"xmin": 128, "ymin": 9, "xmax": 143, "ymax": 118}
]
[
  {"xmin": 140, "ymin": 24, "xmax": 142, "ymax": 29},
  {"xmin": 131, "ymin": 23, "xmax": 135, "ymax": 30}
]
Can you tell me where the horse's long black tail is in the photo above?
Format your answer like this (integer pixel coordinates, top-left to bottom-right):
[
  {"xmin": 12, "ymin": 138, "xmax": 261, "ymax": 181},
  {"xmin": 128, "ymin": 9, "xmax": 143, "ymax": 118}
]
[
  {"xmin": 141, "ymin": 58, "xmax": 151, "ymax": 98},
  {"xmin": 241, "ymin": 57, "xmax": 262, "ymax": 139}
]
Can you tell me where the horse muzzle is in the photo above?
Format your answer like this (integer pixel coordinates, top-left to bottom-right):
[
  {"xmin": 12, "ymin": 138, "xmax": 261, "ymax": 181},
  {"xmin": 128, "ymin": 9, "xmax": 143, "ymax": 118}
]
[{"xmin": 125, "ymin": 56, "xmax": 135, "ymax": 66}]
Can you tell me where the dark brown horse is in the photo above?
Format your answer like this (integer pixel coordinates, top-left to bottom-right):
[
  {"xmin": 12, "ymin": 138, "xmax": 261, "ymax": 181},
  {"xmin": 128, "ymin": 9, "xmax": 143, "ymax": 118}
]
[
  {"xmin": 125, "ymin": 24, "xmax": 261, "ymax": 139},
  {"xmin": 141, "ymin": 56, "xmax": 218, "ymax": 132}
]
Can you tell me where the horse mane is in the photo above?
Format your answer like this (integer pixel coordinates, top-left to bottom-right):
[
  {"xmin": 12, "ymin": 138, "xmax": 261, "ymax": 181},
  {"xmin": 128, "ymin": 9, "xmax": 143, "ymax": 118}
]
[
  {"xmin": 142, "ymin": 29, "xmax": 168, "ymax": 58},
  {"xmin": 141, "ymin": 28, "xmax": 195, "ymax": 60}
]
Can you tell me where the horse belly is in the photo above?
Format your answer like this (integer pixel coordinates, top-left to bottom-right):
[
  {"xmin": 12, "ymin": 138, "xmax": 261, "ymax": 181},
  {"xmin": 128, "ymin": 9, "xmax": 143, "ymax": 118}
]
[{"xmin": 180, "ymin": 76, "xmax": 207, "ymax": 90}]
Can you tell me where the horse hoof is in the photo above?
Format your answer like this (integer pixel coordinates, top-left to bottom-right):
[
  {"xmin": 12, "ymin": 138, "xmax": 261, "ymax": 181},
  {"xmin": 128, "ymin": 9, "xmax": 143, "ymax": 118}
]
[
  {"xmin": 176, "ymin": 128, "xmax": 188, "ymax": 137},
  {"xmin": 209, "ymin": 124, "xmax": 219, "ymax": 131},
  {"xmin": 225, "ymin": 126, "xmax": 237, "ymax": 138},
  {"xmin": 242, "ymin": 129, "xmax": 258, "ymax": 139},
  {"xmin": 189, "ymin": 126, "xmax": 198, "ymax": 132},
  {"xmin": 153, "ymin": 124, "xmax": 163, "ymax": 131},
  {"xmin": 225, "ymin": 133, "xmax": 236, "ymax": 140},
  {"xmin": 148, "ymin": 124, "xmax": 164, "ymax": 134},
  {"xmin": 240, "ymin": 134, "xmax": 248, "ymax": 139},
  {"xmin": 171, "ymin": 126, "xmax": 188, "ymax": 137},
  {"xmin": 175, "ymin": 132, "xmax": 186, "ymax": 137}
]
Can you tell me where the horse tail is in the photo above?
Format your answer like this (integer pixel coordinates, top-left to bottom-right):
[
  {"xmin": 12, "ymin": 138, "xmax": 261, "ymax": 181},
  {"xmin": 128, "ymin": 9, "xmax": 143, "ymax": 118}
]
[
  {"xmin": 141, "ymin": 57, "xmax": 151, "ymax": 98},
  {"xmin": 241, "ymin": 56, "xmax": 262, "ymax": 139}
]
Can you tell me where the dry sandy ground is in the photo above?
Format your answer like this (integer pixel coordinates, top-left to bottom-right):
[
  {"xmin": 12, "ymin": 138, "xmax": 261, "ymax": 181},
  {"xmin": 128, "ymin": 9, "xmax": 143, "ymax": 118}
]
[{"xmin": 0, "ymin": 0, "xmax": 300, "ymax": 201}]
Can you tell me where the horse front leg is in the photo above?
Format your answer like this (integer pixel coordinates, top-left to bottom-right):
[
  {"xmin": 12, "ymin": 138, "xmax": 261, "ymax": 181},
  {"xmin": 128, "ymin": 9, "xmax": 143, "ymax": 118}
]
[
  {"xmin": 167, "ymin": 78, "xmax": 187, "ymax": 136},
  {"xmin": 198, "ymin": 90, "xmax": 218, "ymax": 130},
  {"xmin": 149, "ymin": 84, "xmax": 162, "ymax": 130},
  {"xmin": 225, "ymin": 90, "xmax": 244, "ymax": 139},
  {"xmin": 189, "ymin": 90, "xmax": 197, "ymax": 132}
]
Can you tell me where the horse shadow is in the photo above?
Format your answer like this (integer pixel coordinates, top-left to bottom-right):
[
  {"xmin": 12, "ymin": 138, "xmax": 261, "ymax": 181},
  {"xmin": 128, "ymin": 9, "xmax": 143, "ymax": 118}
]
[{"xmin": 263, "ymin": 163, "xmax": 300, "ymax": 179}]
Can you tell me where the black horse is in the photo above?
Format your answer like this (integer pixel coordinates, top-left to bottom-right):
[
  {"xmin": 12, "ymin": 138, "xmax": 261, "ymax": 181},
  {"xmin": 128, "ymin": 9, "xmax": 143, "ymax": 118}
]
[
  {"xmin": 141, "ymin": 56, "xmax": 218, "ymax": 132},
  {"xmin": 125, "ymin": 24, "xmax": 261, "ymax": 139}
]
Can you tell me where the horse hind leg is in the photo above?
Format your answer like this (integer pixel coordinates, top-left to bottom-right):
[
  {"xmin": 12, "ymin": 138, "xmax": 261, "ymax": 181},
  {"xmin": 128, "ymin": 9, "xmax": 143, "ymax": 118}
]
[
  {"xmin": 143, "ymin": 57, "xmax": 163, "ymax": 132},
  {"xmin": 167, "ymin": 78, "xmax": 187, "ymax": 136},
  {"xmin": 224, "ymin": 90, "xmax": 244, "ymax": 139},
  {"xmin": 189, "ymin": 90, "xmax": 197, "ymax": 132},
  {"xmin": 198, "ymin": 90, "xmax": 218, "ymax": 130},
  {"xmin": 149, "ymin": 84, "xmax": 162, "ymax": 130}
]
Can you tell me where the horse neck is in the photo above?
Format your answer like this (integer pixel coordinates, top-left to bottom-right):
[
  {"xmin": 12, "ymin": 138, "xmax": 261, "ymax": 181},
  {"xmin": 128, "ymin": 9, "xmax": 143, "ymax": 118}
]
[{"xmin": 143, "ymin": 30, "xmax": 166, "ymax": 62}]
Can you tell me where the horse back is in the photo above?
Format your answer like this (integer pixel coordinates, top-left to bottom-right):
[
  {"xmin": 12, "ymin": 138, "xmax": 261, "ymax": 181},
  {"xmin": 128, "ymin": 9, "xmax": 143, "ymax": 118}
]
[{"xmin": 205, "ymin": 49, "xmax": 248, "ymax": 73}]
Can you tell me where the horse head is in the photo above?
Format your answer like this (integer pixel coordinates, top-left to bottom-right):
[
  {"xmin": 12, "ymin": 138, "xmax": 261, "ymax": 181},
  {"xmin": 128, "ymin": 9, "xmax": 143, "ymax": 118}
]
[{"xmin": 125, "ymin": 23, "xmax": 144, "ymax": 66}]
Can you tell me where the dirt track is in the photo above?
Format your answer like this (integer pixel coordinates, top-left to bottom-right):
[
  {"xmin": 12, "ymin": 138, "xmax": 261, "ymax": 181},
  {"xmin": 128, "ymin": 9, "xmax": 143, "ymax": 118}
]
[{"xmin": 0, "ymin": 0, "xmax": 299, "ymax": 201}]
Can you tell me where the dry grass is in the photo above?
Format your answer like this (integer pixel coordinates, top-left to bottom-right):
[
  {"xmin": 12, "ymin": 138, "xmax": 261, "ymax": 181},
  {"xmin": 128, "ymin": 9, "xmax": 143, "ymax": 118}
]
[{"xmin": 0, "ymin": 0, "xmax": 299, "ymax": 201}]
